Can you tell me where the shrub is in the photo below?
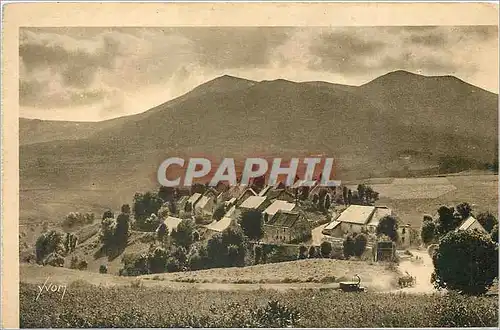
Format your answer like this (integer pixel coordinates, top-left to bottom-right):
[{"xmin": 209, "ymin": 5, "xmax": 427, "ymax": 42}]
[
  {"xmin": 102, "ymin": 210, "xmax": 114, "ymax": 220},
  {"xmin": 77, "ymin": 260, "xmax": 88, "ymax": 270},
  {"xmin": 432, "ymin": 230, "xmax": 499, "ymax": 295},
  {"xmin": 99, "ymin": 265, "xmax": 108, "ymax": 274},
  {"xmin": 320, "ymin": 241, "xmax": 332, "ymax": 258},
  {"xmin": 62, "ymin": 212, "xmax": 95, "ymax": 229}
]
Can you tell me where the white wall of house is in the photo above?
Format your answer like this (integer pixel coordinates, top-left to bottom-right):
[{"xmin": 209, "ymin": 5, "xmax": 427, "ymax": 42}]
[{"xmin": 340, "ymin": 222, "xmax": 365, "ymax": 234}]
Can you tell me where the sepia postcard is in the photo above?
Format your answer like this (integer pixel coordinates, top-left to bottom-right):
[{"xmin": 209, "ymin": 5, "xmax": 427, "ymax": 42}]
[{"xmin": 2, "ymin": 2, "xmax": 499, "ymax": 328}]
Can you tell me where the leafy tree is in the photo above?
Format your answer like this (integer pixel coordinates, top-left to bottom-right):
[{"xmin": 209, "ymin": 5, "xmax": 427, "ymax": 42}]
[
  {"xmin": 143, "ymin": 213, "xmax": 162, "ymax": 232},
  {"xmin": 347, "ymin": 189, "xmax": 353, "ymax": 205},
  {"xmin": 477, "ymin": 212, "xmax": 498, "ymax": 233},
  {"xmin": 421, "ymin": 219, "xmax": 437, "ymax": 245},
  {"xmin": 353, "ymin": 233, "xmax": 368, "ymax": 257},
  {"xmin": 239, "ymin": 209, "xmax": 264, "ymax": 241},
  {"xmin": 254, "ymin": 245, "xmax": 263, "ymax": 264},
  {"xmin": 207, "ymin": 226, "xmax": 247, "ymax": 268},
  {"xmin": 299, "ymin": 186, "xmax": 310, "ymax": 200},
  {"xmin": 342, "ymin": 234, "xmax": 355, "ymax": 258},
  {"xmin": 148, "ymin": 247, "xmax": 169, "ymax": 273},
  {"xmin": 320, "ymin": 241, "xmax": 332, "ymax": 258},
  {"xmin": 456, "ymin": 202, "xmax": 472, "ymax": 220},
  {"xmin": 436, "ymin": 206, "xmax": 460, "ymax": 235},
  {"xmin": 298, "ymin": 245, "xmax": 308, "ymax": 259},
  {"xmin": 44, "ymin": 252, "xmax": 65, "ymax": 267},
  {"xmin": 35, "ymin": 230, "xmax": 65, "ymax": 263},
  {"xmin": 171, "ymin": 246, "xmax": 188, "ymax": 267},
  {"xmin": 357, "ymin": 184, "xmax": 366, "ymax": 203},
  {"xmin": 213, "ymin": 203, "xmax": 226, "ymax": 221},
  {"xmin": 318, "ymin": 189, "xmax": 328, "ymax": 211},
  {"xmin": 99, "ymin": 217, "xmax": 116, "ymax": 247},
  {"xmin": 171, "ymin": 219, "xmax": 195, "ymax": 249},
  {"xmin": 133, "ymin": 192, "xmax": 163, "ymax": 229},
  {"xmin": 324, "ymin": 194, "xmax": 331, "ymax": 211},
  {"xmin": 376, "ymin": 215, "xmax": 399, "ymax": 241},
  {"xmin": 190, "ymin": 183, "xmax": 206, "ymax": 195},
  {"xmin": 227, "ymin": 245, "xmax": 241, "ymax": 267},
  {"xmin": 102, "ymin": 210, "xmax": 114, "ymax": 220},
  {"xmin": 115, "ymin": 207, "xmax": 130, "ymax": 246},
  {"xmin": 432, "ymin": 230, "xmax": 498, "ymax": 295},
  {"xmin": 342, "ymin": 186, "xmax": 348, "ymax": 205},
  {"xmin": 192, "ymin": 230, "xmax": 200, "ymax": 242}
]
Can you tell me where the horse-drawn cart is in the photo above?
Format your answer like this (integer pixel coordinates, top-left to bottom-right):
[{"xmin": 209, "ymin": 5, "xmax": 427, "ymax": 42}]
[
  {"xmin": 398, "ymin": 271, "xmax": 416, "ymax": 288},
  {"xmin": 338, "ymin": 274, "xmax": 366, "ymax": 292}
]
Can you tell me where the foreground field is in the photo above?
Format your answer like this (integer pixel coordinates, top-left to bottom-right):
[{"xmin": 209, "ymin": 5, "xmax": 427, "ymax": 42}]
[{"xmin": 20, "ymin": 282, "xmax": 498, "ymax": 328}]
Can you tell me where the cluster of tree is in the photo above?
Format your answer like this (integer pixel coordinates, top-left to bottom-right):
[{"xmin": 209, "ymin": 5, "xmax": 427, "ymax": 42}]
[
  {"xmin": 133, "ymin": 192, "xmax": 164, "ymax": 231},
  {"xmin": 432, "ymin": 229, "xmax": 498, "ymax": 295},
  {"xmin": 99, "ymin": 205, "xmax": 131, "ymax": 252},
  {"xmin": 35, "ymin": 230, "xmax": 79, "ymax": 266},
  {"xmin": 421, "ymin": 202, "xmax": 498, "ymax": 245},
  {"xmin": 355, "ymin": 184, "xmax": 380, "ymax": 205},
  {"xmin": 62, "ymin": 212, "xmax": 95, "ymax": 229},
  {"xmin": 120, "ymin": 224, "xmax": 246, "ymax": 275},
  {"xmin": 342, "ymin": 233, "xmax": 368, "ymax": 258}
]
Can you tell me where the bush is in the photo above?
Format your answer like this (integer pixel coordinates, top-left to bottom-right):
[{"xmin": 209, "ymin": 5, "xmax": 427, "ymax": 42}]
[
  {"xmin": 77, "ymin": 260, "xmax": 88, "ymax": 270},
  {"xmin": 99, "ymin": 265, "xmax": 108, "ymax": 274},
  {"xmin": 320, "ymin": 241, "xmax": 332, "ymax": 258},
  {"xmin": 432, "ymin": 230, "xmax": 499, "ymax": 295}
]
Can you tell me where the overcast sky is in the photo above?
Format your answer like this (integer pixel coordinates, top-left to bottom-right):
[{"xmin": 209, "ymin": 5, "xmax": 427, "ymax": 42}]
[{"xmin": 20, "ymin": 26, "xmax": 498, "ymax": 121}]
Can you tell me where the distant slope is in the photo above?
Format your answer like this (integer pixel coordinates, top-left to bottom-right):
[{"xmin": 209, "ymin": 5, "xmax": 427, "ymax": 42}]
[{"xmin": 19, "ymin": 70, "xmax": 498, "ymax": 223}]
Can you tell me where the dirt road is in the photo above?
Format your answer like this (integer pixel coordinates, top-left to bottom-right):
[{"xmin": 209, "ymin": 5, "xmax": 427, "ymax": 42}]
[{"xmin": 395, "ymin": 249, "xmax": 436, "ymax": 294}]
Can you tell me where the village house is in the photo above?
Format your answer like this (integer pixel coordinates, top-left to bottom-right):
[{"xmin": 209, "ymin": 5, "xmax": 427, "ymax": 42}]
[
  {"xmin": 193, "ymin": 189, "xmax": 218, "ymax": 218},
  {"xmin": 263, "ymin": 209, "xmax": 310, "ymax": 243},
  {"xmin": 235, "ymin": 187, "xmax": 258, "ymax": 206},
  {"xmin": 185, "ymin": 193, "xmax": 202, "ymax": 212},
  {"xmin": 156, "ymin": 215, "xmax": 183, "ymax": 234},
  {"xmin": 456, "ymin": 215, "xmax": 488, "ymax": 233},
  {"xmin": 205, "ymin": 205, "xmax": 237, "ymax": 233},
  {"xmin": 262, "ymin": 200, "xmax": 297, "ymax": 223},
  {"xmin": 322, "ymin": 204, "xmax": 412, "ymax": 247},
  {"xmin": 239, "ymin": 195, "xmax": 271, "ymax": 213}
]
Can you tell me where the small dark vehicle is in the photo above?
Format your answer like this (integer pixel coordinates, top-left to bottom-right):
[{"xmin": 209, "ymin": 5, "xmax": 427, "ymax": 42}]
[{"xmin": 338, "ymin": 274, "xmax": 366, "ymax": 292}]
